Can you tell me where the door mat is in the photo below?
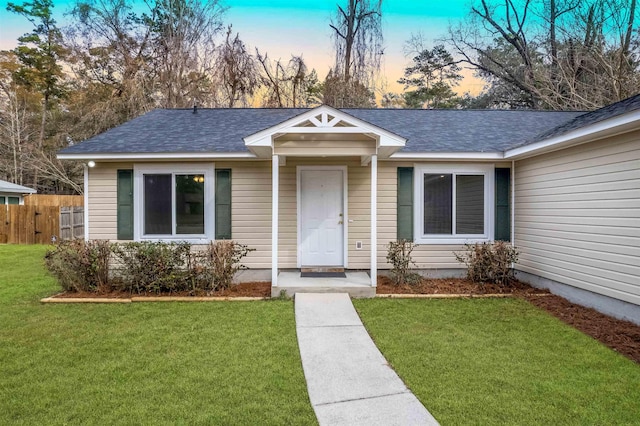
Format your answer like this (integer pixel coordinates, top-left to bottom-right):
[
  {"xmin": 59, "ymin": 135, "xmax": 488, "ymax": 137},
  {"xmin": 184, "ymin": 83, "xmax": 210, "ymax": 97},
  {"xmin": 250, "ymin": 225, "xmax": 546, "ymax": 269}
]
[{"xmin": 300, "ymin": 272, "xmax": 347, "ymax": 278}]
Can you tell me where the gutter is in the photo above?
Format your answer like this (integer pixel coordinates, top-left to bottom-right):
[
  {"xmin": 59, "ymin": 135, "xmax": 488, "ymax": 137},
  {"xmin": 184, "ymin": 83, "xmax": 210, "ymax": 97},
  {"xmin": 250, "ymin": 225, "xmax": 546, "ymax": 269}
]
[{"xmin": 57, "ymin": 152, "xmax": 259, "ymax": 161}]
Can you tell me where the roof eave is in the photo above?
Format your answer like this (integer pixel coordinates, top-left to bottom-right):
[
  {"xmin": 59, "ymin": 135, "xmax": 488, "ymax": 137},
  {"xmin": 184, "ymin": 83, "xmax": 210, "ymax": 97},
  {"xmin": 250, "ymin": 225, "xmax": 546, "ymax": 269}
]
[
  {"xmin": 0, "ymin": 188, "xmax": 37, "ymax": 194},
  {"xmin": 505, "ymin": 109, "xmax": 640, "ymax": 160},
  {"xmin": 57, "ymin": 152, "xmax": 258, "ymax": 161},
  {"xmin": 390, "ymin": 152, "xmax": 505, "ymax": 161}
]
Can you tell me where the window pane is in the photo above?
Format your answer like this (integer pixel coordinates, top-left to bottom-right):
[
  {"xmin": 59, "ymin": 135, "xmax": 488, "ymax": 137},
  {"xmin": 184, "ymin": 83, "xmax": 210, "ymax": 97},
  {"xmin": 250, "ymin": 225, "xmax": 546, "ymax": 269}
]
[
  {"xmin": 0, "ymin": 196, "xmax": 5, "ymax": 204},
  {"xmin": 424, "ymin": 174, "xmax": 452, "ymax": 234},
  {"xmin": 144, "ymin": 174, "xmax": 172, "ymax": 235},
  {"xmin": 176, "ymin": 175, "xmax": 204, "ymax": 235},
  {"xmin": 456, "ymin": 175, "xmax": 484, "ymax": 234},
  {"xmin": 8, "ymin": 196, "xmax": 19, "ymax": 205}
]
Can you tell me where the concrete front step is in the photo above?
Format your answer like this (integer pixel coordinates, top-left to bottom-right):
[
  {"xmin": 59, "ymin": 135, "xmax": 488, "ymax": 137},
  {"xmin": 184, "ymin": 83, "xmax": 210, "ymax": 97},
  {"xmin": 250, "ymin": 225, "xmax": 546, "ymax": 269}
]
[
  {"xmin": 273, "ymin": 271, "xmax": 376, "ymax": 298},
  {"xmin": 301, "ymin": 266, "xmax": 345, "ymax": 273},
  {"xmin": 273, "ymin": 285, "xmax": 376, "ymax": 298}
]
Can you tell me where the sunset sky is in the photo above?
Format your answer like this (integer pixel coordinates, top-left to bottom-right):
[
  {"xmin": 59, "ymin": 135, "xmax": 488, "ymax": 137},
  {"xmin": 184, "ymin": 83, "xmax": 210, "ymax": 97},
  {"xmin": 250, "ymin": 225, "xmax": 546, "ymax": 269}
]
[{"xmin": 0, "ymin": 0, "xmax": 485, "ymax": 96}]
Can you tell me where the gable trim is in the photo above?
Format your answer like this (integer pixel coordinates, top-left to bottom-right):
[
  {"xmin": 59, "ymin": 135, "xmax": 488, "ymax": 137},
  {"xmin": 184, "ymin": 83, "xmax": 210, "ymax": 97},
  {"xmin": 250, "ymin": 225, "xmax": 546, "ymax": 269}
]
[{"xmin": 243, "ymin": 105, "xmax": 407, "ymax": 151}]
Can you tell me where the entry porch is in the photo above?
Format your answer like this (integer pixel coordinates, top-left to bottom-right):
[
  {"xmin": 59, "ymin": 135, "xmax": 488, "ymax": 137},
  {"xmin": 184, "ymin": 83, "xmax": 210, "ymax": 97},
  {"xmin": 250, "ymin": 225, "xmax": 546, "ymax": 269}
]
[{"xmin": 241, "ymin": 106, "xmax": 407, "ymax": 297}]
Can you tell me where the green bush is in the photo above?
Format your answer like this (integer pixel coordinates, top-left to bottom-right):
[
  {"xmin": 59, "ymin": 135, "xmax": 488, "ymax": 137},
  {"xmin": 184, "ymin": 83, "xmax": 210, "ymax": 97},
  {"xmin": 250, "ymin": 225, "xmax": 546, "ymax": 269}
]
[
  {"xmin": 44, "ymin": 240, "xmax": 111, "ymax": 292},
  {"xmin": 45, "ymin": 240, "xmax": 256, "ymax": 295},
  {"xmin": 111, "ymin": 242, "xmax": 192, "ymax": 294},
  {"xmin": 454, "ymin": 241, "xmax": 519, "ymax": 286},
  {"xmin": 111, "ymin": 241, "xmax": 255, "ymax": 295},
  {"xmin": 386, "ymin": 239, "xmax": 421, "ymax": 286}
]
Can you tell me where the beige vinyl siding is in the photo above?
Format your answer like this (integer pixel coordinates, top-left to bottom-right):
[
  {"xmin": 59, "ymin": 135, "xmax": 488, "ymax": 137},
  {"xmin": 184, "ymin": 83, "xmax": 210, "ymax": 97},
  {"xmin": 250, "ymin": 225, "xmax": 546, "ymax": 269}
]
[
  {"xmin": 216, "ymin": 161, "xmax": 272, "ymax": 268},
  {"xmin": 514, "ymin": 130, "xmax": 640, "ymax": 305},
  {"xmin": 88, "ymin": 162, "xmax": 132, "ymax": 240},
  {"xmin": 377, "ymin": 161, "xmax": 471, "ymax": 269},
  {"xmin": 88, "ymin": 158, "xmax": 508, "ymax": 273}
]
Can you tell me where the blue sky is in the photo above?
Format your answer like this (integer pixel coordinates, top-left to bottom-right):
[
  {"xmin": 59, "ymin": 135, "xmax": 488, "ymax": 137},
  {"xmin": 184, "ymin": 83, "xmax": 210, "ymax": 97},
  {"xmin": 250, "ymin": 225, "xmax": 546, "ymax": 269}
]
[{"xmin": 0, "ymin": 0, "xmax": 483, "ymax": 94}]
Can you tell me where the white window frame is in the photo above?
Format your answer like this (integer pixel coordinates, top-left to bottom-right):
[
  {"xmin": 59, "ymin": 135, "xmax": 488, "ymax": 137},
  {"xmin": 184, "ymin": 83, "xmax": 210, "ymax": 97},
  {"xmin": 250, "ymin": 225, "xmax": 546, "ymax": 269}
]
[
  {"xmin": 414, "ymin": 163, "xmax": 494, "ymax": 245},
  {"xmin": 133, "ymin": 163, "xmax": 215, "ymax": 242}
]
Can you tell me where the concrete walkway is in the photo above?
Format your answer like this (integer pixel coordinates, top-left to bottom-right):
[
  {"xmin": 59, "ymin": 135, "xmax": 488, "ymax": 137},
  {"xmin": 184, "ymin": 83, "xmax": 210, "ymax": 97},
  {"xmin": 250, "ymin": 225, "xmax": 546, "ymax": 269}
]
[{"xmin": 295, "ymin": 293, "xmax": 439, "ymax": 426}]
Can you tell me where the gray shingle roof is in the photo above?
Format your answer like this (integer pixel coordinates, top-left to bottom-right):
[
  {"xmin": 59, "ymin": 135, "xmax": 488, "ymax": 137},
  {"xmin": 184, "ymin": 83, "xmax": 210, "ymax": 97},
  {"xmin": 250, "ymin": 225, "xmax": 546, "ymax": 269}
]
[
  {"xmin": 507, "ymin": 93, "xmax": 640, "ymax": 149},
  {"xmin": 59, "ymin": 107, "xmax": 585, "ymax": 155},
  {"xmin": 0, "ymin": 179, "xmax": 36, "ymax": 194}
]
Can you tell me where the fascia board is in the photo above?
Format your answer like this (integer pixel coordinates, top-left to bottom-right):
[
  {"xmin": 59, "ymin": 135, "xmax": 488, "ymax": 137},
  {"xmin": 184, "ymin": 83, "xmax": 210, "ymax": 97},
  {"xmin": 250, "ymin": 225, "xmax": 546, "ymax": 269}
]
[
  {"xmin": 505, "ymin": 110, "xmax": 640, "ymax": 159},
  {"xmin": 57, "ymin": 152, "xmax": 258, "ymax": 161},
  {"xmin": 390, "ymin": 152, "xmax": 504, "ymax": 160}
]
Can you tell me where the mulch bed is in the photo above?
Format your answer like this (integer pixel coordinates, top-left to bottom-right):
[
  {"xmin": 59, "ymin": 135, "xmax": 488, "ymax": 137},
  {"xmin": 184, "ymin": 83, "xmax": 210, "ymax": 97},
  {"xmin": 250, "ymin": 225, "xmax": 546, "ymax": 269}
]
[
  {"xmin": 380, "ymin": 276, "xmax": 640, "ymax": 364},
  {"xmin": 524, "ymin": 294, "xmax": 640, "ymax": 364},
  {"xmin": 376, "ymin": 275, "xmax": 547, "ymax": 295},
  {"xmin": 53, "ymin": 282, "xmax": 271, "ymax": 299}
]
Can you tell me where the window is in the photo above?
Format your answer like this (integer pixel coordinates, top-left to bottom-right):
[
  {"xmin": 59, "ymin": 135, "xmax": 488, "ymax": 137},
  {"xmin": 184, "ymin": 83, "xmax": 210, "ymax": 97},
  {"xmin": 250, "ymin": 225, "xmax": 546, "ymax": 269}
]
[
  {"xmin": 414, "ymin": 164, "xmax": 494, "ymax": 244},
  {"xmin": 134, "ymin": 164, "xmax": 214, "ymax": 241},
  {"xmin": 0, "ymin": 196, "xmax": 20, "ymax": 205}
]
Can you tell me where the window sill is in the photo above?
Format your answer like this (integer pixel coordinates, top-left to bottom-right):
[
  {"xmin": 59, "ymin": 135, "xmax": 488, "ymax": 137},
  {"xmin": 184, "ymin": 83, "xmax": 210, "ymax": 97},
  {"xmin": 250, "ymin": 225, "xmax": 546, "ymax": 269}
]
[
  {"xmin": 140, "ymin": 236, "xmax": 211, "ymax": 244},
  {"xmin": 415, "ymin": 236, "xmax": 492, "ymax": 245}
]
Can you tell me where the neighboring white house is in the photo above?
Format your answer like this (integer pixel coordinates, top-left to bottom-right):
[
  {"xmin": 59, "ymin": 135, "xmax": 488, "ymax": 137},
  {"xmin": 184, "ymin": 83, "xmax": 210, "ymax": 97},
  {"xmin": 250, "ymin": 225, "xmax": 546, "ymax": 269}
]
[
  {"xmin": 0, "ymin": 179, "xmax": 37, "ymax": 205},
  {"xmin": 57, "ymin": 95, "xmax": 640, "ymax": 324}
]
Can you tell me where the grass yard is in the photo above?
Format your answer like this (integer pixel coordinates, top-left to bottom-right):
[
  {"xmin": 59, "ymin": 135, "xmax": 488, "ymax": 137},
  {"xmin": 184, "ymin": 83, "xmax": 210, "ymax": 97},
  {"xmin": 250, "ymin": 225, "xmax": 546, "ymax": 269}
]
[
  {"xmin": 0, "ymin": 245, "xmax": 316, "ymax": 425},
  {"xmin": 354, "ymin": 298, "xmax": 640, "ymax": 425}
]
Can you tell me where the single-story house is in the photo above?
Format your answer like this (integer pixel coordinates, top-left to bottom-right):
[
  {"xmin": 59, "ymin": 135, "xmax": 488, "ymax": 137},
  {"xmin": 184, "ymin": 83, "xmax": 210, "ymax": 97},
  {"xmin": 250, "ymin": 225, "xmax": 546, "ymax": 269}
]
[
  {"xmin": 0, "ymin": 179, "xmax": 37, "ymax": 205},
  {"xmin": 58, "ymin": 94, "xmax": 640, "ymax": 324}
]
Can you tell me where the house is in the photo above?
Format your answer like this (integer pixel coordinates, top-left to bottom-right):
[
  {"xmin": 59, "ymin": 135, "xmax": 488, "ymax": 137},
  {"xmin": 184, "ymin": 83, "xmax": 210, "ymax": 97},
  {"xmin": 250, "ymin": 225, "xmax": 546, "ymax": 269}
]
[
  {"xmin": 0, "ymin": 179, "xmax": 37, "ymax": 205},
  {"xmin": 57, "ymin": 95, "xmax": 640, "ymax": 324}
]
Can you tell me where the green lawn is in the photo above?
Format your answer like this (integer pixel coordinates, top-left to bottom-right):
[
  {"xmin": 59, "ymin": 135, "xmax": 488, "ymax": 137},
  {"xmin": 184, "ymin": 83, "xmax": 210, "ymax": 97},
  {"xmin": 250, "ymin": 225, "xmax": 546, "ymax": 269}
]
[
  {"xmin": 354, "ymin": 298, "xmax": 640, "ymax": 425},
  {"xmin": 0, "ymin": 245, "xmax": 316, "ymax": 425}
]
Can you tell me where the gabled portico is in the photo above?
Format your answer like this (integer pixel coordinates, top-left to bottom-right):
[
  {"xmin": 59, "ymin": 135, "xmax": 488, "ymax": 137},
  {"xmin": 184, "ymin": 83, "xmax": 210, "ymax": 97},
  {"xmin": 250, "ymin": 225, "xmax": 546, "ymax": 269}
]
[{"xmin": 243, "ymin": 105, "xmax": 406, "ymax": 295}]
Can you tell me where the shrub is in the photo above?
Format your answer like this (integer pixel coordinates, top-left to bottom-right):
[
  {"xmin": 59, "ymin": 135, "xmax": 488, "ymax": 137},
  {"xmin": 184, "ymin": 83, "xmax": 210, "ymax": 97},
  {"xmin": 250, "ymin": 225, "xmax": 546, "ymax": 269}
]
[
  {"xmin": 454, "ymin": 241, "xmax": 519, "ymax": 286},
  {"xmin": 111, "ymin": 242, "xmax": 192, "ymax": 294},
  {"xmin": 110, "ymin": 241, "xmax": 255, "ymax": 295},
  {"xmin": 44, "ymin": 240, "xmax": 111, "ymax": 292},
  {"xmin": 198, "ymin": 241, "xmax": 256, "ymax": 291},
  {"xmin": 47, "ymin": 240, "xmax": 256, "ymax": 295},
  {"xmin": 386, "ymin": 239, "xmax": 421, "ymax": 286}
]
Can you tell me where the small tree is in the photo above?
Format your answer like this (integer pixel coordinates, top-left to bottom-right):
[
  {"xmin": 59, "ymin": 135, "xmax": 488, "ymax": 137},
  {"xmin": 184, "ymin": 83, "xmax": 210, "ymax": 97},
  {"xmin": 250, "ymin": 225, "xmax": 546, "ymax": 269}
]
[{"xmin": 386, "ymin": 239, "xmax": 421, "ymax": 286}]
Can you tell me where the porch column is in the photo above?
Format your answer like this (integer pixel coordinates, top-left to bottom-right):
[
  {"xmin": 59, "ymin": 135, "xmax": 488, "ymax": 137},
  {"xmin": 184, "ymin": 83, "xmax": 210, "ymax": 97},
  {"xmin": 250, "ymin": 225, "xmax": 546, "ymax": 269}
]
[
  {"xmin": 272, "ymin": 154, "xmax": 279, "ymax": 286},
  {"xmin": 83, "ymin": 164, "xmax": 89, "ymax": 241},
  {"xmin": 370, "ymin": 154, "xmax": 377, "ymax": 287}
]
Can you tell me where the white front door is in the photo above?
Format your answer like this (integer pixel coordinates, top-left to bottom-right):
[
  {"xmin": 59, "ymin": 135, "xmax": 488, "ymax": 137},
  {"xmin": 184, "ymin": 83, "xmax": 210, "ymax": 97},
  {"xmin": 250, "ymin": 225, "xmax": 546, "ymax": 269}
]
[{"xmin": 299, "ymin": 169, "xmax": 345, "ymax": 266}]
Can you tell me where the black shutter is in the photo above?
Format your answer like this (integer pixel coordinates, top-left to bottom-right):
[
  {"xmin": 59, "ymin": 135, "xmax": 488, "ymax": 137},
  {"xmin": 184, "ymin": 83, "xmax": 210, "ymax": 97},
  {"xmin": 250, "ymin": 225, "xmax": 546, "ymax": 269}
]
[
  {"xmin": 215, "ymin": 169, "xmax": 232, "ymax": 240},
  {"xmin": 397, "ymin": 167, "xmax": 414, "ymax": 240},
  {"xmin": 494, "ymin": 168, "xmax": 511, "ymax": 242},
  {"xmin": 117, "ymin": 170, "xmax": 134, "ymax": 240}
]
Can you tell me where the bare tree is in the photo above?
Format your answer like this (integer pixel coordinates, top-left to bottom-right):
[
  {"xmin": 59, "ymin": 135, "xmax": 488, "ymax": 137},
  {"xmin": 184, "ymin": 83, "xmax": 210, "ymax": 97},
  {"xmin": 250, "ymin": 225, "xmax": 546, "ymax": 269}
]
[
  {"xmin": 151, "ymin": 0, "xmax": 225, "ymax": 108},
  {"xmin": 321, "ymin": 68, "xmax": 376, "ymax": 108},
  {"xmin": 214, "ymin": 26, "xmax": 260, "ymax": 107},
  {"xmin": 256, "ymin": 51, "xmax": 314, "ymax": 107},
  {"xmin": 0, "ymin": 52, "xmax": 36, "ymax": 185},
  {"xmin": 329, "ymin": 0, "xmax": 383, "ymax": 85},
  {"xmin": 447, "ymin": 0, "xmax": 639, "ymax": 109},
  {"xmin": 67, "ymin": 0, "xmax": 157, "ymax": 120}
]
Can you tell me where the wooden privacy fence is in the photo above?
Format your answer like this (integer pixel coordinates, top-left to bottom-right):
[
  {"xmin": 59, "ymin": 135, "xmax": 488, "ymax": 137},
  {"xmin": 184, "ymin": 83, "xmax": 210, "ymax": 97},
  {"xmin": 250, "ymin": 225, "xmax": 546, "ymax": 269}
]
[
  {"xmin": 23, "ymin": 194, "xmax": 84, "ymax": 207},
  {"xmin": 0, "ymin": 205, "xmax": 84, "ymax": 244}
]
